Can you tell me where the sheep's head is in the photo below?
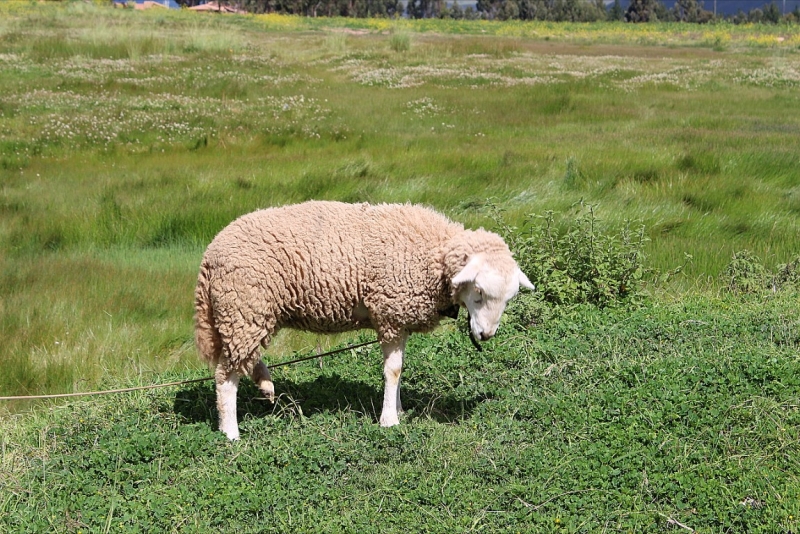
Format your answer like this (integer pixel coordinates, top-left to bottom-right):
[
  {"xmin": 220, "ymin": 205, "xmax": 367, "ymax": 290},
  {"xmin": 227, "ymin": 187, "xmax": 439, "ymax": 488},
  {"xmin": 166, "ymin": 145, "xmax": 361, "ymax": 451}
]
[{"xmin": 451, "ymin": 252, "xmax": 534, "ymax": 345}]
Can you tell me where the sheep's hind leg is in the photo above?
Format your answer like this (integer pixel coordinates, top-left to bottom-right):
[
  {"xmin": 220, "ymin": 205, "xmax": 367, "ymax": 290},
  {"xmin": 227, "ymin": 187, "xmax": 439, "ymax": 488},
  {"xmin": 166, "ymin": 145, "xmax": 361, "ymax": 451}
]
[
  {"xmin": 215, "ymin": 365, "xmax": 241, "ymax": 440},
  {"xmin": 252, "ymin": 360, "xmax": 275, "ymax": 403},
  {"xmin": 379, "ymin": 333, "xmax": 408, "ymax": 427}
]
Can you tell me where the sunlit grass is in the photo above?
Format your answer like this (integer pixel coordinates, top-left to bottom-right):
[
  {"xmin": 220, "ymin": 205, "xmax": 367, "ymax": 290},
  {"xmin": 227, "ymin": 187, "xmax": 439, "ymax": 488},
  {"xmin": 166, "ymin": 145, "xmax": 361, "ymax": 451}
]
[
  {"xmin": 1, "ymin": 294, "xmax": 798, "ymax": 531},
  {"xmin": 0, "ymin": 7, "xmax": 799, "ymax": 531},
  {"xmin": 1, "ymin": 2, "xmax": 799, "ymax": 399}
]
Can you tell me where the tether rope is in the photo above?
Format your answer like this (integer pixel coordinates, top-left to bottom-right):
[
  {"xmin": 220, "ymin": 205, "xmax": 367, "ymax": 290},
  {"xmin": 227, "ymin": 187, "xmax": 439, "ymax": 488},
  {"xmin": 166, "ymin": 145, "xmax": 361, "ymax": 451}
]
[{"xmin": 0, "ymin": 339, "xmax": 379, "ymax": 401}]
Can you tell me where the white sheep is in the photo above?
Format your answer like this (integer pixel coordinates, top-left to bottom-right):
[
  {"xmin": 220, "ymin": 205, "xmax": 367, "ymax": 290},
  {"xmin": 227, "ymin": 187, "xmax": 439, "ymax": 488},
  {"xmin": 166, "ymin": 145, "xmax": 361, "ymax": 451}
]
[{"xmin": 195, "ymin": 201, "xmax": 533, "ymax": 439}]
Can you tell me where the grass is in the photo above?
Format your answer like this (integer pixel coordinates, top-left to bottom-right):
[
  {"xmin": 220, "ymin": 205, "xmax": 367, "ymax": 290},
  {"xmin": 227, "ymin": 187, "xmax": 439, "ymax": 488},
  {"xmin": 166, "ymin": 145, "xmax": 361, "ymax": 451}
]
[
  {"xmin": 2, "ymin": 296, "xmax": 799, "ymax": 532},
  {"xmin": 0, "ymin": 4, "xmax": 799, "ymax": 531}
]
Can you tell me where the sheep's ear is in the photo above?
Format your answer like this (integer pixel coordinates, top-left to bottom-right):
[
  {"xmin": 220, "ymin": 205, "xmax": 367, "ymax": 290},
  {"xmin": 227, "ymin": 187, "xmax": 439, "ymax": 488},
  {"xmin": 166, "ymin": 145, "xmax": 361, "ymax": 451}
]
[
  {"xmin": 452, "ymin": 256, "xmax": 483, "ymax": 287},
  {"xmin": 517, "ymin": 269, "xmax": 535, "ymax": 291}
]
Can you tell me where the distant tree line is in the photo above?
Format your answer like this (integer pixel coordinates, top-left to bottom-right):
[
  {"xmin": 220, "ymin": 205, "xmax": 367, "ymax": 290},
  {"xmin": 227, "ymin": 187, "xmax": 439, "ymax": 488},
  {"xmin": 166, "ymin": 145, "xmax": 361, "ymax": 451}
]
[
  {"xmin": 184, "ymin": 0, "xmax": 800, "ymax": 22},
  {"xmin": 619, "ymin": 0, "xmax": 800, "ymax": 22}
]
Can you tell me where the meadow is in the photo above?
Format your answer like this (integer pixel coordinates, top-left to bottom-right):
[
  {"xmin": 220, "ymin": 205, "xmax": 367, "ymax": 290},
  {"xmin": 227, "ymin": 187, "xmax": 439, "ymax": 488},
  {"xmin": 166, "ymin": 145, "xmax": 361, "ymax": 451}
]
[{"xmin": 1, "ymin": 2, "xmax": 799, "ymax": 532}]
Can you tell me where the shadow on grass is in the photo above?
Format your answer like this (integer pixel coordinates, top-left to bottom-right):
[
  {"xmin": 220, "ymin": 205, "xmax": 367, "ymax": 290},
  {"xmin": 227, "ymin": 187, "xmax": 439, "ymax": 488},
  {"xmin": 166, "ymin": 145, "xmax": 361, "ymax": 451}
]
[{"xmin": 171, "ymin": 373, "xmax": 486, "ymax": 429}]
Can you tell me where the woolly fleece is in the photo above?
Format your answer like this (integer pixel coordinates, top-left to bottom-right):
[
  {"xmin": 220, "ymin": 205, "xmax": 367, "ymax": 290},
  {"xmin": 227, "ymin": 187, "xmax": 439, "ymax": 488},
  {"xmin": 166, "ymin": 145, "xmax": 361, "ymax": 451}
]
[{"xmin": 194, "ymin": 201, "xmax": 516, "ymax": 375}]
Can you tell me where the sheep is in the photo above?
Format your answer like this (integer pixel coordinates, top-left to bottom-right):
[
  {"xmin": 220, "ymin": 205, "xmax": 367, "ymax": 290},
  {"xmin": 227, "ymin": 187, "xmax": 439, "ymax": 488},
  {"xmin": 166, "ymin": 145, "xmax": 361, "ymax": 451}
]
[{"xmin": 194, "ymin": 201, "xmax": 534, "ymax": 440}]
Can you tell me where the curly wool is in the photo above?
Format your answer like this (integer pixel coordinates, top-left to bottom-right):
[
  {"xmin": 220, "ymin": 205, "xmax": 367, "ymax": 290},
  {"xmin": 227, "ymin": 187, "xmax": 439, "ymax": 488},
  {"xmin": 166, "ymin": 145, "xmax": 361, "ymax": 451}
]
[{"xmin": 195, "ymin": 201, "xmax": 510, "ymax": 373}]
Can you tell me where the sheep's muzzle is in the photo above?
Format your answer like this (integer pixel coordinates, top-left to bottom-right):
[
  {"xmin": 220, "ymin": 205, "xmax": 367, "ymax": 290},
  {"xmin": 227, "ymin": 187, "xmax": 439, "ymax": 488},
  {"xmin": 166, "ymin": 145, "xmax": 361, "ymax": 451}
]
[{"xmin": 467, "ymin": 312, "xmax": 483, "ymax": 352}]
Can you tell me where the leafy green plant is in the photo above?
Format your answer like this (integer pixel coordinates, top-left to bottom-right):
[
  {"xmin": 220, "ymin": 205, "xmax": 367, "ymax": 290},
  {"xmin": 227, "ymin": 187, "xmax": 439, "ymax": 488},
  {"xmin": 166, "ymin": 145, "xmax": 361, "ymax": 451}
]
[
  {"xmin": 725, "ymin": 250, "xmax": 800, "ymax": 294},
  {"xmin": 773, "ymin": 256, "xmax": 800, "ymax": 291},
  {"xmin": 495, "ymin": 205, "xmax": 649, "ymax": 308},
  {"xmin": 725, "ymin": 249, "xmax": 769, "ymax": 293},
  {"xmin": 3, "ymin": 296, "xmax": 800, "ymax": 533}
]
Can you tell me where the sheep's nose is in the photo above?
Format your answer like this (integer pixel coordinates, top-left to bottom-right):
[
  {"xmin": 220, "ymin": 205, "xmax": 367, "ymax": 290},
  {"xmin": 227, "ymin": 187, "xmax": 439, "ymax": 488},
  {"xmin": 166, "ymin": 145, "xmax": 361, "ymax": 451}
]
[{"xmin": 480, "ymin": 331, "xmax": 492, "ymax": 341}]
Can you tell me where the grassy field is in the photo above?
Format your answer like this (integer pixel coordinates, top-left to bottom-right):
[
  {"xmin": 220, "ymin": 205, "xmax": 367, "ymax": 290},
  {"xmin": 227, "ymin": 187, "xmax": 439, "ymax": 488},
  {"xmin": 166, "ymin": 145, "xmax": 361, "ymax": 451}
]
[
  {"xmin": 2, "ymin": 296, "xmax": 799, "ymax": 532},
  {"xmin": 1, "ymin": 2, "xmax": 799, "ymax": 532}
]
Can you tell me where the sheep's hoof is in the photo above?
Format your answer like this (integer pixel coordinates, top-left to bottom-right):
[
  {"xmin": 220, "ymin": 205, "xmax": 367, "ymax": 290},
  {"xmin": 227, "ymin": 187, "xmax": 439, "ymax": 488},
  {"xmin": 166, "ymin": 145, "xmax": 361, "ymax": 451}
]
[
  {"xmin": 221, "ymin": 426, "xmax": 240, "ymax": 441},
  {"xmin": 379, "ymin": 413, "xmax": 400, "ymax": 427},
  {"xmin": 258, "ymin": 380, "xmax": 275, "ymax": 403}
]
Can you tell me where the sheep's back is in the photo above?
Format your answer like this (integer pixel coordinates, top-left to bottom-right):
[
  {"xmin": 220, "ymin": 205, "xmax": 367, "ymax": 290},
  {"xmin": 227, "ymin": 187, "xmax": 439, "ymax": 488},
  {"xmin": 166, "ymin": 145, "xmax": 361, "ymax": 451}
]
[
  {"xmin": 202, "ymin": 202, "xmax": 365, "ymax": 330},
  {"xmin": 358, "ymin": 203, "xmax": 463, "ymax": 337},
  {"xmin": 201, "ymin": 201, "xmax": 463, "ymax": 336}
]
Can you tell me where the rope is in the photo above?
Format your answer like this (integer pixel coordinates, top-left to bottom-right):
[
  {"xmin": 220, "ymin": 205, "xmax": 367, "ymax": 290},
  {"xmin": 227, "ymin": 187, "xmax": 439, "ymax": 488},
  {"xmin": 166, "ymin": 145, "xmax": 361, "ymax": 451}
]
[
  {"xmin": 0, "ymin": 377, "xmax": 214, "ymax": 401},
  {"xmin": 0, "ymin": 339, "xmax": 379, "ymax": 401},
  {"xmin": 266, "ymin": 339, "xmax": 377, "ymax": 369}
]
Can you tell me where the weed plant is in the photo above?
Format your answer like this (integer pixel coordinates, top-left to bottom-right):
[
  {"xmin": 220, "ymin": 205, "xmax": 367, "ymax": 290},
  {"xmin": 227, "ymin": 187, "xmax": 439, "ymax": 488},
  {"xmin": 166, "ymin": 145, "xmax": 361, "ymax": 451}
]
[
  {"xmin": 388, "ymin": 31, "xmax": 411, "ymax": 52},
  {"xmin": 725, "ymin": 250, "xmax": 800, "ymax": 294},
  {"xmin": 495, "ymin": 204, "xmax": 649, "ymax": 307}
]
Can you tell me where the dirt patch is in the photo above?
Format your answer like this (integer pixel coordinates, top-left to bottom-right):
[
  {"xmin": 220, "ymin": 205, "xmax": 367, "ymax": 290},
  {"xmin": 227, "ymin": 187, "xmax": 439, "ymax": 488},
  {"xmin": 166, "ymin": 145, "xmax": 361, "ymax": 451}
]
[{"xmin": 326, "ymin": 28, "xmax": 371, "ymax": 36}]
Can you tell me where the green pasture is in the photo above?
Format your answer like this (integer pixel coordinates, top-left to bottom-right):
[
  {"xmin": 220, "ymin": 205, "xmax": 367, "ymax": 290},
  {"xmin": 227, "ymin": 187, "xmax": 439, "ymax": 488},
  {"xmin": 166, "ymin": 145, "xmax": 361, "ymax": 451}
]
[
  {"xmin": 0, "ymin": 3, "xmax": 799, "ymax": 532},
  {"xmin": 2, "ymin": 2, "xmax": 798, "ymax": 391},
  {"xmin": 2, "ymin": 296, "xmax": 799, "ymax": 532}
]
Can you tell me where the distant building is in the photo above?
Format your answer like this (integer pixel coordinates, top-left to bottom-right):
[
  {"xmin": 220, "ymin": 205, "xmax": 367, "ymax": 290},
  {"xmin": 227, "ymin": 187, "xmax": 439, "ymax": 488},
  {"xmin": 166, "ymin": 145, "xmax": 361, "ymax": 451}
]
[
  {"xmin": 188, "ymin": 2, "xmax": 248, "ymax": 13},
  {"xmin": 134, "ymin": 0, "xmax": 181, "ymax": 9}
]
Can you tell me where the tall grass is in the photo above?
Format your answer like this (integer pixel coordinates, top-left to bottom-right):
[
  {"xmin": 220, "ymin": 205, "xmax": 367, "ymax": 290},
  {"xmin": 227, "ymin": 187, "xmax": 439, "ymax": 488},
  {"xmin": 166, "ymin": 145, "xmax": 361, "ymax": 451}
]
[
  {"xmin": 388, "ymin": 31, "xmax": 411, "ymax": 52},
  {"xmin": 1, "ymin": 3, "xmax": 799, "ymax": 399}
]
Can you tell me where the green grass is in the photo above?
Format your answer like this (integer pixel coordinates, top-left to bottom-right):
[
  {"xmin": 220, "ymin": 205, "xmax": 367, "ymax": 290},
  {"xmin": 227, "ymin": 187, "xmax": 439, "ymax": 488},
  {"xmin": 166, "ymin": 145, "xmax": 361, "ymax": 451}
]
[
  {"xmin": 2, "ymin": 296, "xmax": 799, "ymax": 532},
  {"xmin": 0, "ymin": 0, "xmax": 796, "ymax": 392},
  {"xmin": 1, "ymin": 4, "xmax": 799, "ymax": 531}
]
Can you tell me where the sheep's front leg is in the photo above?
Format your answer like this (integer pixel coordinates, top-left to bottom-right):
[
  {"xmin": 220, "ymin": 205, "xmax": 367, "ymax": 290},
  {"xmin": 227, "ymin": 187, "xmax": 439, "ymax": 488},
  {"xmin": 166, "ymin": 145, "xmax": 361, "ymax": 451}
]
[
  {"xmin": 215, "ymin": 365, "xmax": 241, "ymax": 440},
  {"xmin": 380, "ymin": 334, "xmax": 408, "ymax": 427}
]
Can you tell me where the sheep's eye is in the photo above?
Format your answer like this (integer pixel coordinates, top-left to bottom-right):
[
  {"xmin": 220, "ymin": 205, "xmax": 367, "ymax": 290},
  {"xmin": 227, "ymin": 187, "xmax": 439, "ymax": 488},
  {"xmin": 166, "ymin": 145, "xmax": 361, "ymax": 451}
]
[{"xmin": 474, "ymin": 288, "xmax": 484, "ymax": 304}]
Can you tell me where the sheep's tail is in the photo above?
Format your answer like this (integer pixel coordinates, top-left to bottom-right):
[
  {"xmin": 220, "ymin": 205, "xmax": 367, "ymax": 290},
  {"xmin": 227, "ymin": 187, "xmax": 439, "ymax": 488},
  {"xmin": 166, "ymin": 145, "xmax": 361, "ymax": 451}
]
[{"xmin": 194, "ymin": 260, "xmax": 221, "ymax": 367}]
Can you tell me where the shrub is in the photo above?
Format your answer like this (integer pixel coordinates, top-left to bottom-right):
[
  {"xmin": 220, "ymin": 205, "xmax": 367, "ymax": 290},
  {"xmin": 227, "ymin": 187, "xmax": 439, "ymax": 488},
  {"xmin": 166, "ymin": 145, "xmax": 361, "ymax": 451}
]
[
  {"xmin": 726, "ymin": 250, "xmax": 768, "ymax": 293},
  {"xmin": 773, "ymin": 256, "xmax": 800, "ymax": 290},
  {"xmin": 725, "ymin": 250, "xmax": 800, "ymax": 294},
  {"xmin": 494, "ymin": 205, "xmax": 649, "ymax": 309}
]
